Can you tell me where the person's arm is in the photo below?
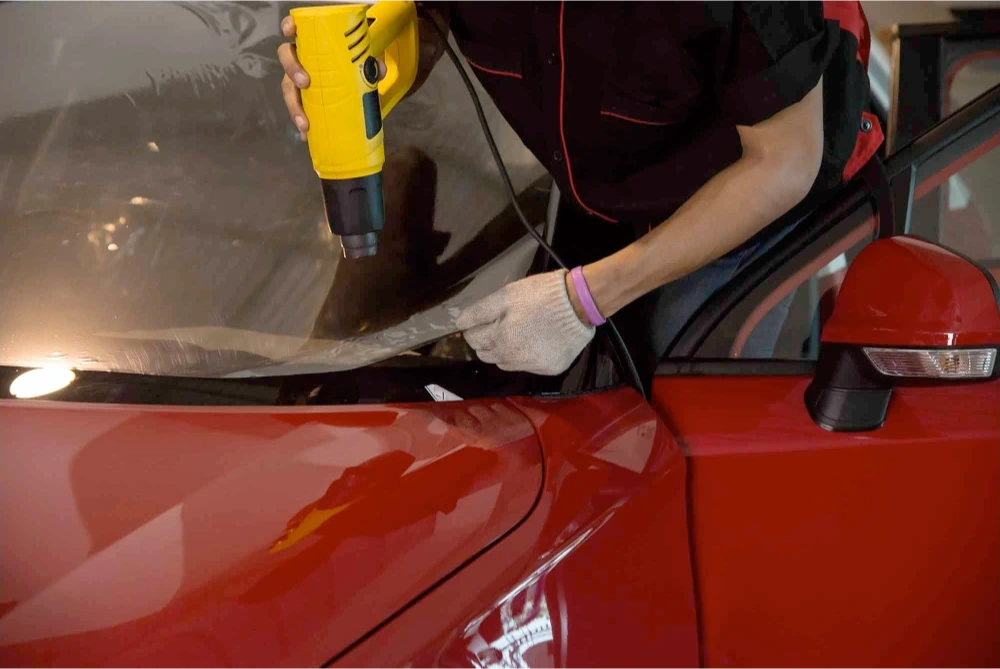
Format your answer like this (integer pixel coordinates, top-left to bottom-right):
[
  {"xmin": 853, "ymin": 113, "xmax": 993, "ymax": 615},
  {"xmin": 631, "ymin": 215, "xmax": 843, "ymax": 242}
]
[
  {"xmin": 278, "ymin": 8, "xmax": 450, "ymax": 141},
  {"xmin": 456, "ymin": 4, "xmax": 834, "ymax": 377},
  {"xmin": 568, "ymin": 76, "xmax": 825, "ymax": 321},
  {"xmin": 456, "ymin": 75, "xmax": 825, "ymax": 377}
]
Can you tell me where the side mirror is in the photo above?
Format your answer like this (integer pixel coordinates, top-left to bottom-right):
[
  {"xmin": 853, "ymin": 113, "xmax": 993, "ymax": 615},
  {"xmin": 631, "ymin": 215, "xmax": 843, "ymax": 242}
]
[{"xmin": 806, "ymin": 236, "xmax": 1000, "ymax": 432}]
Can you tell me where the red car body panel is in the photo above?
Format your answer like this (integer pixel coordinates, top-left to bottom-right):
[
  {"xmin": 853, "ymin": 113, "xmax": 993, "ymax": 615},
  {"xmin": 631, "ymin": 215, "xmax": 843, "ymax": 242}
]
[
  {"xmin": 2, "ymin": 241, "xmax": 997, "ymax": 667},
  {"xmin": 0, "ymin": 400, "xmax": 543, "ymax": 666},
  {"xmin": 651, "ymin": 375, "xmax": 1000, "ymax": 667},
  {"xmin": 335, "ymin": 389, "xmax": 698, "ymax": 667},
  {"xmin": 822, "ymin": 236, "xmax": 1000, "ymax": 347}
]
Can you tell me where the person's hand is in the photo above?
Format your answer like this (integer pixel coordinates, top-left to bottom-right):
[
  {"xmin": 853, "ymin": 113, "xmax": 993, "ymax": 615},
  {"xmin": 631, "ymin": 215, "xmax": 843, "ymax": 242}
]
[
  {"xmin": 277, "ymin": 15, "xmax": 311, "ymax": 141},
  {"xmin": 457, "ymin": 270, "xmax": 595, "ymax": 376},
  {"xmin": 278, "ymin": 14, "xmax": 385, "ymax": 141}
]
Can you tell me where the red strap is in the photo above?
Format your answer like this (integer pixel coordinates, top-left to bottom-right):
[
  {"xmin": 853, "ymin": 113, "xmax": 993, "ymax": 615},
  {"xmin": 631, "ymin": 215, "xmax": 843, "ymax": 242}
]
[
  {"xmin": 843, "ymin": 111, "xmax": 884, "ymax": 182},
  {"xmin": 823, "ymin": 0, "xmax": 870, "ymax": 68},
  {"xmin": 825, "ymin": 2, "xmax": 880, "ymax": 183}
]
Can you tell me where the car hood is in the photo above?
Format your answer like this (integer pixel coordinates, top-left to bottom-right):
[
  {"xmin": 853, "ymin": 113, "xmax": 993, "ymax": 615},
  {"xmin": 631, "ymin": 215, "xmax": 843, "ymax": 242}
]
[{"xmin": 0, "ymin": 399, "xmax": 542, "ymax": 666}]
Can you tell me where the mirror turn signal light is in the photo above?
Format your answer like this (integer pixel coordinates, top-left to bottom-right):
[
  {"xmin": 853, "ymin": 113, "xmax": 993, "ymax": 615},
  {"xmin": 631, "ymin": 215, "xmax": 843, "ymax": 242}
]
[{"xmin": 863, "ymin": 347, "xmax": 997, "ymax": 379}]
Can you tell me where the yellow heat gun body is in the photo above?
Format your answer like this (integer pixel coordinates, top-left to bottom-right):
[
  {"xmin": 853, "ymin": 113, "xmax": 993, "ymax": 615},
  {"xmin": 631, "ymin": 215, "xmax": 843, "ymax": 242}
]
[{"xmin": 291, "ymin": 1, "xmax": 419, "ymax": 257}]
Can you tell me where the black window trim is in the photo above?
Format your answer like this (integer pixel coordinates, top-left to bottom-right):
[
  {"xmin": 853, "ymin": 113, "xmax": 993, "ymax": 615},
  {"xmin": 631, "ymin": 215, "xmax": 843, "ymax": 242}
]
[
  {"xmin": 657, "ymin": 82, "xmax": 1000, "ymax": 378},
  {"xmin": 656, "ymin": 359, "xmax": 817, "ymax": 377}
]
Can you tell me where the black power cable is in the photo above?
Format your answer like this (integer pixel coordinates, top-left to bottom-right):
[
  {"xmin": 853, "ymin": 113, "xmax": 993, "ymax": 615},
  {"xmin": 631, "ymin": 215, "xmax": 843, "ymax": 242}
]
[{"xmin": 429, "ymin": 18, "xmax": 647, "ymax": 400}]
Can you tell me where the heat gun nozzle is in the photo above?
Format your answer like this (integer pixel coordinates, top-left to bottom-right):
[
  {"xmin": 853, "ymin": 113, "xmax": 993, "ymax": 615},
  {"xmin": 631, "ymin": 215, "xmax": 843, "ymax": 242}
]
[
  {"xmin": 321, "ymin": 173, "xmax": 385, "ymax": 258},
  {"xmin": 340, "ymin": 232, "xmax": 380, "ymax": 258}
]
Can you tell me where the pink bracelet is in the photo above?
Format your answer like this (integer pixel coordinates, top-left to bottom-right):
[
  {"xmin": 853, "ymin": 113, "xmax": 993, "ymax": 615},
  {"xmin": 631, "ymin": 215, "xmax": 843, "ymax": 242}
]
[{"xmin": 569, "ymin": 266, "xmax": 606, "ymax": 326}]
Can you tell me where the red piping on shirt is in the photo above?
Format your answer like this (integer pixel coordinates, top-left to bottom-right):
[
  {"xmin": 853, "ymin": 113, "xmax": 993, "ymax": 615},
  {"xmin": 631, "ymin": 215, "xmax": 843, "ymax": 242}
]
[
  {"xmin": 842, "ymin": 111, "xmax": 883, "ymax": 181},
  {"xmin": 558, "ymin": 1, "xmax": 617, "ymax": 223},
  {"xmin": 599, "ymin": 110, "xmax": 674, "ymax": 127},
  {"xmin": 465, "ymin": 57, "xmax": 523, "ymax": 80},
  {"xmin": 822, "ymin": 1, "xmax": 882, "ymax": 181}
]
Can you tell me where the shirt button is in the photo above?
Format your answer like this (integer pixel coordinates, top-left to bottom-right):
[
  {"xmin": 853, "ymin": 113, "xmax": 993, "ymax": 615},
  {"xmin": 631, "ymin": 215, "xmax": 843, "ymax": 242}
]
[
  {"xmin": 861, "ymin": 118, "xmax": 873, "ymax": 133},
  {"xmin": 546, "ymin": 51, "xmax": 559, "ymax": 65},
  {"xmin": 552, "ymin": 149, "xmax": 564, "ymax": 162}
]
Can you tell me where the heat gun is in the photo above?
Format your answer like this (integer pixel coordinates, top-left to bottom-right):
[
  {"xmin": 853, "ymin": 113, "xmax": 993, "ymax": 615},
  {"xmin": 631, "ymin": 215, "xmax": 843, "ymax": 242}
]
[
  {"xmin": 291, "ymin": 1, "xmax": 419, "ymax": 258},
  {"xmin": 289, "ymin": 4, "xmax": 647, "ymax": 398}
]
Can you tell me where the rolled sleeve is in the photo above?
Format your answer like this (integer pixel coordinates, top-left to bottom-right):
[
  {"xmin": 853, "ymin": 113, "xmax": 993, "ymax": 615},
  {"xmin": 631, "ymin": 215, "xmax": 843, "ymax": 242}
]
[
  {"xmin": 584, "ymin": 4, "xmax": 840, "ymax": 228},
  {"xmin": 715, "ymin": 2, "xmax": 839, "ymax": 127}
]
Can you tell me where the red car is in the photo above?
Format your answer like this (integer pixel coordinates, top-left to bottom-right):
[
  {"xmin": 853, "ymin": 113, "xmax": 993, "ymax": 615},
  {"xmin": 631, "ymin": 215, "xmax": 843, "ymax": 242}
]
[{"xmin": 1, "ymin": 4, "xmax": 998, "ymax": 667}]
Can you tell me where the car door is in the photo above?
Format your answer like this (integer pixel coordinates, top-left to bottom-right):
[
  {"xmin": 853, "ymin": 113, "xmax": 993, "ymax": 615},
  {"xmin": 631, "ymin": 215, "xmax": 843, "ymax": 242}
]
[{"xmin": 650, "ymin": 81, "xmax": 1000, "ymax": 666}]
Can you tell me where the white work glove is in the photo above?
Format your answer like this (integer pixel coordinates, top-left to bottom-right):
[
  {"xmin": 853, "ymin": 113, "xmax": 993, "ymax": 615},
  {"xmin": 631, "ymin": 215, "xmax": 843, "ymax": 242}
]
[{"xmin": 457, "ymin": 270, "xmax": 595, "ymax": 375}]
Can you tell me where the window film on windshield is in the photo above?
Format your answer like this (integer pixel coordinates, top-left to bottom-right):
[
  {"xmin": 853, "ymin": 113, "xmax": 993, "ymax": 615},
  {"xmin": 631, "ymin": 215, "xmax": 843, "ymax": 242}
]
[{"xmin": 0, "ymin": 2, "xmax": 547, "ymax": 378}]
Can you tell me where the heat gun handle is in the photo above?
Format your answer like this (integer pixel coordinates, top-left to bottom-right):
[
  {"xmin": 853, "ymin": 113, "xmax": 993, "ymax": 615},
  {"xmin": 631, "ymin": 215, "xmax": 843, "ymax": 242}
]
[{"xmin": 368, "ymin": 1, "xmax": 419, "ymax": 117}]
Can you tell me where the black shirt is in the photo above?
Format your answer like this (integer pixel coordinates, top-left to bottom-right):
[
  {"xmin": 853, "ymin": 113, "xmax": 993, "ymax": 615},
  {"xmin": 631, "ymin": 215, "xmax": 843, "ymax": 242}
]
[{"xmin": 422, "ymin": 1, "xmax": 875, "ymax": 232}]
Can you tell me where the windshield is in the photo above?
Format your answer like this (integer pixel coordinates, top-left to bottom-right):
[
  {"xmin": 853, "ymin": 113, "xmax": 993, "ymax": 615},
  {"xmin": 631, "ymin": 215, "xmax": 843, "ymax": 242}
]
[{"xmin": 0, "ymin": 1, "xmax": 547, "ymax": 378}]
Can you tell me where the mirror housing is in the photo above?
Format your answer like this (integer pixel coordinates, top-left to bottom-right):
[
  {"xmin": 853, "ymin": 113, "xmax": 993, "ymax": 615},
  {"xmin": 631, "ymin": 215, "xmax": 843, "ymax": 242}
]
[{"xmin": 806, "ymin": 236, "xmax": 1000, "ymax": 431}]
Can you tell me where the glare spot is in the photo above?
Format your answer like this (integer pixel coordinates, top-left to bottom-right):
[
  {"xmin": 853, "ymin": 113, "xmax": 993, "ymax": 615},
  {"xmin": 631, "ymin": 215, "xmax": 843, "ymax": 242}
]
[
  {"xmin": 118, "ymin": 216, "xmax": 126, "ymax": 225},
  {"xmin": 107, "ymin": 243, "xmax": 119, "ymax": 251},
  {"xmin": 10, "ymin": 367, "xmax": 76, "ymax": 399},
  {"xmin": 147, "ymin": 141, "xmax": 160, "ymax": 152},
  {"xmin": 103, "ymin": 223, "xmax": 116, "ymax": 232},
  {"xmin": 130, "ymin": 196, "xmax": 150, "ymax": 205}
]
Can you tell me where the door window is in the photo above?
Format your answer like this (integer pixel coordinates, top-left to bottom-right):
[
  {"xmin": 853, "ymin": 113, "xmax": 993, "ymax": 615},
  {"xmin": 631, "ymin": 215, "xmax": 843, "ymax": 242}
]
[
  {"xmin": 910, "ymin": 143, "xmax": 1000, "ymax": 267},
  {"xmin": 693, "ymin": 199, "xmax": 876, "ymax": 361},
  {"xmin": 910, "ymin": 55, "xmax": 1000, "ymax": 264},
  {"xmin": 739, "ymin": 231, "xmax": 872, "ymax": 361},
  {"xmin": 691, "ymin": 111, "xmax": 1000, "ymax": 362}
]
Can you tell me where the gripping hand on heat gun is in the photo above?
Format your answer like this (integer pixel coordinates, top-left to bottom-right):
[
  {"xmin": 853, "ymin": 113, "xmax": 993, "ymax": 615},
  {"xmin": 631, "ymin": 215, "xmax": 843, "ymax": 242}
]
[
  {"xmin": 278, "ymin": 15, "xmax": 386, "ymax": 142},
  {"xmin": 278, "ymin": 11, "xmax": 448, "ymax": 141}
]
